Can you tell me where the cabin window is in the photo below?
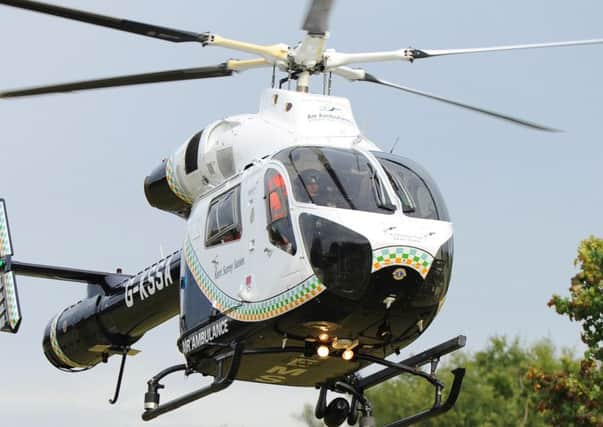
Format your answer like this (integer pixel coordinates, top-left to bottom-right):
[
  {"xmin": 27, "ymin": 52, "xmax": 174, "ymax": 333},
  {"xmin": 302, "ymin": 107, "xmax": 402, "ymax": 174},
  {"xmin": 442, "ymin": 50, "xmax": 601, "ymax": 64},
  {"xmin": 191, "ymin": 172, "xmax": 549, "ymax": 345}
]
[
  {"xmin": 265, "ymin": 169, "xmax": 296, "ymax": 255},
  {"xmin": 205, "ymin": 186, "xmax": 242, "ymax": 246},
  {"xmin": 378, "ymin": 158, "xmax": 439, "ymax": 220}
]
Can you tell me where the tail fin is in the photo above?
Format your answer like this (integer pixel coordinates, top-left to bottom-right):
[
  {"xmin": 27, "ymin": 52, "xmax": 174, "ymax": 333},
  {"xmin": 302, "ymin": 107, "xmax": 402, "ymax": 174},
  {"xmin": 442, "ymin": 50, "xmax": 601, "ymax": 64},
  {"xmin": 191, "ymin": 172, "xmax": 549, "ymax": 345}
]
[{"xmin": 0, "ymin": 199, "xmax": 22, "ymax": 333}]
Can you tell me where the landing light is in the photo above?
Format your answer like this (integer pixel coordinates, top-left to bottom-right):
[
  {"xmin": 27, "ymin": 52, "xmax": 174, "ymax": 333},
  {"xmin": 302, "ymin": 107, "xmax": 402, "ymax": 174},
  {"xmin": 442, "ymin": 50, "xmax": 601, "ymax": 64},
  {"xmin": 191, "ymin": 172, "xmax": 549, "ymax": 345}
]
[
  {"xmin": 342, "ymin": 349, "xmax": 355, "ymax": 361},
  {"xmin": 317, "ymin": 345, "xmax": 330, "ymax": 358},
  {"xmin": 318, "ymin": 333, "xmax": 330, "ymax": 342}
]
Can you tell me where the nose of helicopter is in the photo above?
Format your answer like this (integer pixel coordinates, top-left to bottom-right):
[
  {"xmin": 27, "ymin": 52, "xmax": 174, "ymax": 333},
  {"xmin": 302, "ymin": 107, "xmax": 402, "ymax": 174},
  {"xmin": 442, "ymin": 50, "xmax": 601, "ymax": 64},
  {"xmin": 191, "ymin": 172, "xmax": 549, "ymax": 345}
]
[
  {"xmin": 299, "ymin": 213, "xmax": 453, "ymax": 305},
  {"xmin": 299, "ymin": 213, "xmax": 373, "ymax": 300}
]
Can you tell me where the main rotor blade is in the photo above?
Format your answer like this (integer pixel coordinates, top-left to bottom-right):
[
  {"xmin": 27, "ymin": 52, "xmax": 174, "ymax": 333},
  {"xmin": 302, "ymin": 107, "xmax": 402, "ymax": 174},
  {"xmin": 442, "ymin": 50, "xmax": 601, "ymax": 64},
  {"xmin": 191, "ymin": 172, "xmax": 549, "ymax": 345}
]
[
  {"xmin": 302, "ymin": 0, "xmax": 334, "ymax": 34},
  {"xmin": 325, "ymin": 38, "xmax": 603, "ymax": 68},
  {"xmin": 407, "ymin": 39, "xmax": 603, "ymax": 60},
  {"xmin": 365, "ymin": 74, "xmax": 558, "ymax": 132},
  {"xmin": 0, "ymin": 0, "xmax": 208, "ymax": 44},
  {"xmin": 0, "ymin": 64, "xmax": 233, "ymax": 98},
  {"xmin": 334, "ymin": 67, "xmax": 558, "ymax": 132}
]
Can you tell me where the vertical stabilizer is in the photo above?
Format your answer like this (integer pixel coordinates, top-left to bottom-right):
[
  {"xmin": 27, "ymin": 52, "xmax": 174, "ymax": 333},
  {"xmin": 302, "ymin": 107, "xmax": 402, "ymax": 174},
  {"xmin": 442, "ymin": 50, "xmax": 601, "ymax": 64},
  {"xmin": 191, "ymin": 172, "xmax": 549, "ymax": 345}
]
[
  {"xmin": 0, "ymin": 199, "xmax": 22, "ymax": 333},
  {"xmin": 0, "ymin": 199, "xmax": 13, "ymax": 258}
]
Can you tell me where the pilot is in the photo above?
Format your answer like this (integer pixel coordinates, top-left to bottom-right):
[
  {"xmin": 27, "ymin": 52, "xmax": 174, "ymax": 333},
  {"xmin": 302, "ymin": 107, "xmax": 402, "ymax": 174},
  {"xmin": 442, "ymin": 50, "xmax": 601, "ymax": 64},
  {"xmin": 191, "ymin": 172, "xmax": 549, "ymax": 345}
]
[
  {"xmin": 304, "ymin": 174, "xmax": 321, "ymax": 201},
  {"xmin": 299, "ymin": 170, "xmax": 330, "ymax": 206},
  {"xmin": 299, "ymin": 169, "xmax": 349, "ymax": 208}
]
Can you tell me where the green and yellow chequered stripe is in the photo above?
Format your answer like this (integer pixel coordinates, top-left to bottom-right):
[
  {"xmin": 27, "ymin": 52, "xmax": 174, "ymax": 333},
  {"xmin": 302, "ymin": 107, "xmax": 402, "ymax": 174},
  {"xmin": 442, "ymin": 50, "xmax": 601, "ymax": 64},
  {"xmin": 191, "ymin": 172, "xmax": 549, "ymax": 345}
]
[
  {"xmin": 184, "ymin": 239, "xmax": 325, "ymax": 322},
  {"xmin": 166, "ymin": 158, "xmax": 194, "ymax": 204},
  {"xmin": 0, "ymin": 200, "xmax": 12, "ymax": 257},
  {"xmin": 0, "ymin": 272, "xmax": 20, "ymax": 330},
  {"xmin": 372, "ymin": 246, "xmax": 434, "ymax": 279}
]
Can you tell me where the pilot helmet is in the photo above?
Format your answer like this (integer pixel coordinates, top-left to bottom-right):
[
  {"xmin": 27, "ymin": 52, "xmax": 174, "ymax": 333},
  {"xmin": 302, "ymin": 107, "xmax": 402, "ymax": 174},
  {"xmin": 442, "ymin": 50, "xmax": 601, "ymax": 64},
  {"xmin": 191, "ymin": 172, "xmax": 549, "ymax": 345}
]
[{"xmin": 301, "ymin": 169, "xmax": 321, "ymax": 186}]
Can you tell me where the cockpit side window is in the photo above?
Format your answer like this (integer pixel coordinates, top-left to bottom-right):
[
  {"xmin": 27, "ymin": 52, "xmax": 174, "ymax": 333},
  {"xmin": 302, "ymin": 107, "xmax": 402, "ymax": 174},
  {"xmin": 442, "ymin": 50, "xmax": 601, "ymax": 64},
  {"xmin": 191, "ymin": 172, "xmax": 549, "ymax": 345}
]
[
  {"xmin": 274, "ymin": 147, "xmax": 395, "ymax": 214},
  {"xmin": 265, "ymin": 169, "xmax": 296, "ymax": 255},
  {"xmin": 378, "ymin": 158, "xmax": 439, "ymax": 220},
  {"xmin": 205, "ymin": 186, "xmax": 242, "ymax": 247}
]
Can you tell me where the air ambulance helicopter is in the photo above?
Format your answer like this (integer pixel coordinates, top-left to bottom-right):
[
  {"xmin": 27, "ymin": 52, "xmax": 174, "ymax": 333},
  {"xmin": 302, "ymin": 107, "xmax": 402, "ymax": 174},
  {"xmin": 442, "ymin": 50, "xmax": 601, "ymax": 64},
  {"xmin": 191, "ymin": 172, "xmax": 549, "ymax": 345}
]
[{"xmin": 1, "ymin": 1, "xmax": 602, "ymax": 426}]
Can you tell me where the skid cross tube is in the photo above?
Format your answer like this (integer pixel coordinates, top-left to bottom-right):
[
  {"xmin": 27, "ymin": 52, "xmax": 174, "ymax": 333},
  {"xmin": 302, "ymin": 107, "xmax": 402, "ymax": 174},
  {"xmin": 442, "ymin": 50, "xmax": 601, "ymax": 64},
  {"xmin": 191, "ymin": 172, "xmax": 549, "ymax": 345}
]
[
  {"xmin": 355, "ymin": 354, "xmax": 443, "ymax": 388},
  {"xmin": 141, "ymin": 341, "xmax": 244, "ymax": 421},
  {"xmin": 358, "ymin": 335, "xmax": 466, "ymax": 390}
]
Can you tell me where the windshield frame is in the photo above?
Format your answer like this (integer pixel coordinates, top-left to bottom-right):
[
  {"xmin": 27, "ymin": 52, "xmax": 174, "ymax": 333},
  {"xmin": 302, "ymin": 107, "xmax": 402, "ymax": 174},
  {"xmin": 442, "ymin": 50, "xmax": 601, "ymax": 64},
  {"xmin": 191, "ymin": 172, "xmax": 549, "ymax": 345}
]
[
  {"xmin": 373, "ymin": 151, "xmax": 451, "ymax": 221},
  {"xmin": 273, "ymin": 146, "xmax": 396, "ymax": 215}
]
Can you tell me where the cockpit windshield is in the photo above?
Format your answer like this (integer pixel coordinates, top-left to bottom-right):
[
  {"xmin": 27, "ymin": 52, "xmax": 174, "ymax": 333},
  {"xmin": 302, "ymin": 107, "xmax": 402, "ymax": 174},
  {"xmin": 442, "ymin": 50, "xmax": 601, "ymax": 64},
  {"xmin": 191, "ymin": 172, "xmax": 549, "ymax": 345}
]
[{"xmin": 274, "ymin": 147, "xmax": 395, "ymax": 214}]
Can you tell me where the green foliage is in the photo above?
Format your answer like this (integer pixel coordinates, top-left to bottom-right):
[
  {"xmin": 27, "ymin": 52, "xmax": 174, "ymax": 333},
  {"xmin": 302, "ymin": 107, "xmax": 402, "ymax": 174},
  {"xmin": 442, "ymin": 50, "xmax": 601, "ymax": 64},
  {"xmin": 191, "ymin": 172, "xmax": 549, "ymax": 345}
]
[
  {"xmin": 528, "ymin": 236, "xmax": 603, "ymax": 426},
  {"xmin": 549, "ymin": 236, "xmax": 603, "ymax": 362},
  {"xmin": 295, "ymin": 404, "xmax": 326, "ymax": 427}
]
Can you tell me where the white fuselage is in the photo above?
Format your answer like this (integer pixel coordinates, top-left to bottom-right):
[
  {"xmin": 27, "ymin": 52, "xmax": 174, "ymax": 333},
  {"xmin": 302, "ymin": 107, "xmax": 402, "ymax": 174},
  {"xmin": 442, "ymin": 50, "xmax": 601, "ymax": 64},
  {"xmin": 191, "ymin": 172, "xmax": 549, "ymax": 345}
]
[{"xmin": 170, "ymin": 89, "xmax": 453, "ymax": 321}]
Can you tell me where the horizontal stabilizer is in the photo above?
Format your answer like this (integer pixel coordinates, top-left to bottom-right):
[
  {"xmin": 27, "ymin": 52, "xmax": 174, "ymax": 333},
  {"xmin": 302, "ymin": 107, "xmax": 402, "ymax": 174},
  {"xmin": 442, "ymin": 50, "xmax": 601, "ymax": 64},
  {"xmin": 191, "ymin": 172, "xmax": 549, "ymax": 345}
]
[
  {"xmin": 0, "ymin": 199, "xmax": 21, "ymax": 333},
  {"xmin": 10, "ymin": 261, "xmax": 132, "ymax": 293}
]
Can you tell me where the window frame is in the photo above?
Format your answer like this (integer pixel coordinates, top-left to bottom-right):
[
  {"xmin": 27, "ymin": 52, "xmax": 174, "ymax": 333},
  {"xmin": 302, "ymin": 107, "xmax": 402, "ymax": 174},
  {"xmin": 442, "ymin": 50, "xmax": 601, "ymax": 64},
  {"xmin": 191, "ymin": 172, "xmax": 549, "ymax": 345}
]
[
  {"xmin": 205, "ymin": 185, "xmax": 242, "ymax": 247},
  {"xmin": 377, "ymin": 157, "xmax": 441, "ymax": 220}
]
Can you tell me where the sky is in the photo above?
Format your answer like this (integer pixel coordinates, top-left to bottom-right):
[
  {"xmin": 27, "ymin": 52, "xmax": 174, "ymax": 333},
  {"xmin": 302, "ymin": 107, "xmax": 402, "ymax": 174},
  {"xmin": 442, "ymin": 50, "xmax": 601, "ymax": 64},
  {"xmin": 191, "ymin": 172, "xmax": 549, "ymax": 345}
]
[{"xmin": 0, "ymin": 1, "xmax": 602, "ymax": 426}]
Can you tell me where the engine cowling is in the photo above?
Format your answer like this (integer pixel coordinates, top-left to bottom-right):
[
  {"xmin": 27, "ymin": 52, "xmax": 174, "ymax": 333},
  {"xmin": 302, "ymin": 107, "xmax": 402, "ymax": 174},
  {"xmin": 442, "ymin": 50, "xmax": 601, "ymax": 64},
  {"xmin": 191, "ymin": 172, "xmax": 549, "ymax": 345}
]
[
  {"xmin": 144, "ymin": 159, "xmax": 192, "ymax": 218},
  {"xmin": 144, "ymin": 121, "xmax": 241, "ymax": 217},
  {"xmin": 144, "ymin": 88, "xmax": 360, "ymax": 218}
]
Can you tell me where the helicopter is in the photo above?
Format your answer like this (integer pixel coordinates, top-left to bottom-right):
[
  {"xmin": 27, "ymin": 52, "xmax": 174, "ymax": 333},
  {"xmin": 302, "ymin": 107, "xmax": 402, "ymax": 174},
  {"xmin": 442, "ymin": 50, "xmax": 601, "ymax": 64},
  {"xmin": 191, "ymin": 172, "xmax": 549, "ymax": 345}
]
[{"xmin": 1, "ymin": 1, "xmax": 603, "ymax": 427}]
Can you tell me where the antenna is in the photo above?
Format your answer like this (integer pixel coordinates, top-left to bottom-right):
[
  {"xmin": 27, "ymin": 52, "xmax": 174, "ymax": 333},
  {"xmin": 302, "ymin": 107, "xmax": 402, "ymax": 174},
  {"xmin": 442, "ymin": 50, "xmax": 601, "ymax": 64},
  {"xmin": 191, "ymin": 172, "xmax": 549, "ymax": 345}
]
[{"xmin": 389, "ymin": 137, "xmax": 400, "ymax": 154}]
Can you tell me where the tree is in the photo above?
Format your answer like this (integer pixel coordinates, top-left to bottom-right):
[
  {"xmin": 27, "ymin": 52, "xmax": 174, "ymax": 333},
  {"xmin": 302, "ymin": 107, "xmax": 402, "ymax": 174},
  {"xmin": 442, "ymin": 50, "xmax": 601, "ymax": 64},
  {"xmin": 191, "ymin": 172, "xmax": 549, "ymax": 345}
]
[
  {"xmin": 528, "ymin": 236, "xmax": 603, "ymax": 426},
  {"xmin": 295, "ymin": 404, "xmax": 326, "ymax": 427}
]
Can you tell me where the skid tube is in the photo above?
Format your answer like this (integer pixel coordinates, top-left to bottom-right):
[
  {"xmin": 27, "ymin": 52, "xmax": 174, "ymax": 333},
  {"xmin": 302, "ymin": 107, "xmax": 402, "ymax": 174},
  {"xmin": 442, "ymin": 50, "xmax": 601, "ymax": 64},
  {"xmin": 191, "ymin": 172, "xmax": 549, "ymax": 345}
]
[
  {"xmin": 140, "ymin": 343, "xmax": 323, "ymax": 421},
  {"xmin": 138, "ymin": 335, "xmax": 465, "ymax": 424}
]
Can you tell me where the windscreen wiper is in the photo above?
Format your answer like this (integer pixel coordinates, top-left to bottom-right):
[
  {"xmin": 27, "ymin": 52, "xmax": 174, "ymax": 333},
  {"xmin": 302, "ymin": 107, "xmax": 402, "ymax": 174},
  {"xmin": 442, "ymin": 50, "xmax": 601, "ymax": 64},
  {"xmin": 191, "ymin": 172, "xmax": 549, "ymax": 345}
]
[{"xmin": 368, "ymin": 164, "xmax": 396, "ymax": 212}]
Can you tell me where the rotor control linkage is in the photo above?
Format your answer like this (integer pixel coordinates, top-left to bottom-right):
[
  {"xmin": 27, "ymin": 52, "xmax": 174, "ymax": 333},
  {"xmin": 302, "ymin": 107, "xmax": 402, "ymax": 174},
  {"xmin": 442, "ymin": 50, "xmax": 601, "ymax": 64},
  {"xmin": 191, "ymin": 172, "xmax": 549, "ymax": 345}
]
[{"xmin": 141, "ymin": 340, "xmax": 244, "ymax": 421}]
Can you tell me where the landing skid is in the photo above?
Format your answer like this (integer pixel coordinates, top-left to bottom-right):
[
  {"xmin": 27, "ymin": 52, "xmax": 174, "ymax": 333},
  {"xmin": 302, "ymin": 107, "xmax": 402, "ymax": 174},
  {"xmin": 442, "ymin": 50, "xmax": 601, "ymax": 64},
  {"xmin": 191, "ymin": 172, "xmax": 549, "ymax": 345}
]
[
  {"xmin": 139, "ymin": 336, "xmax": 466, "ymax": 425},
  {"xmin": 142, "ymin": 341, "xmax": 244, "ymax": 421},
  {"xmin": 315, "ymin": 336, "xmax": 466, "ymax": 427}
]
